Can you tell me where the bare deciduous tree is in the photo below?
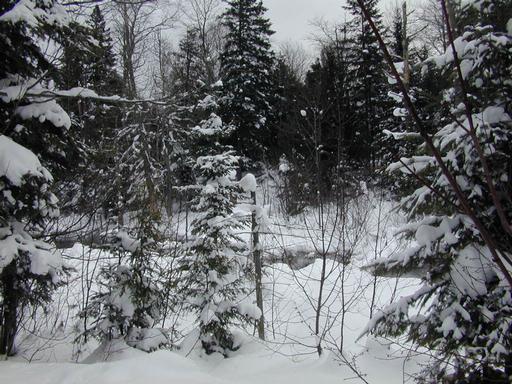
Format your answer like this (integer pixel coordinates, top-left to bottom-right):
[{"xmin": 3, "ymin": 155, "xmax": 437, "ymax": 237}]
[{"xmin": 109, "ymin": 0, "xmax": 179, "ymax": 98}]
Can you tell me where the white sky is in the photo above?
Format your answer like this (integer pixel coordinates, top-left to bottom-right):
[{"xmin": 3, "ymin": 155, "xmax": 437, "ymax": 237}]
[
  {"xmin": 264, "ymin": 0, "xmax": 347, "ymax": 52},
  {"xmin": 263, "ymin": 0, "xmax": 403, "ymax": 53}
]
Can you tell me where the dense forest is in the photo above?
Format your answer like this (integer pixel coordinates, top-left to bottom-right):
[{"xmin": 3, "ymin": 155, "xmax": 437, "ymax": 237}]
[{"xmin": 0, "ymin": 0, "xmax": 511, "ymax": 383}]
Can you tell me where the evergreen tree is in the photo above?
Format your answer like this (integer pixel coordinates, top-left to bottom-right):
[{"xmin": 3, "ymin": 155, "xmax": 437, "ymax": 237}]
[
  {"xmin": 303, "ymin": 41, "xmax": 356, "ymax": 191},
  {"xmin": 57, "ymin": 5, "xmax": 123, "ymax": 215},
  {"xmin": 345, "ymin": 0, "xmax": 391, "ymax": 168},
  {"xmin": 78, "ymin": 102, "xmax": 176, "ymax": 352},
  {"xmin": 391, "ymin": 7, "xmax": 404, "ymax": 59},
  {"xmin": 0, "ymin": 0, "xmax": 73, "ymax": 356},
  {"xmin": 180, "ymin": 85, "xmax": 259, "ymax": 356},
  {"xmin": 363, "ymin": 2, "xmax": 512, "ymax": 381},
  {"xmin": 87, "ymin": 6, "xmax": 120, "ymax": 96},
  {"xmin": 170, "ymin": 28, "xmax": 204, "ymax": 102},
  {"xmin": 79, "ymin": 222, "xmax": 168, "ymax": 352},
  {"xmin": 220, "ymin": 0, "xmax": 276, "ymax": 165}
]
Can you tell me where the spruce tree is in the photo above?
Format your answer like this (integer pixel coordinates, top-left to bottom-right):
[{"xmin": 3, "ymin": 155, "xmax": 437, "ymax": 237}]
[
  {"xmin": 170, "ymin": 28, "xmax": 204, "ymax": 102},
  {"xmin": 345, "ymin": 0, "xmax": 391, "ymax": 168},
  {"xmin": 180, "ymin": 84, "xmax": 259, "ymax": 356},
  {"xmin": 57, "ymin": 5, "xmax": 123, "ymax": 215},
  {"xmin": 87, "ymin": 6, "xmax": 120, "ymax": 96},
  {"xmin": 79, "ymin": 104, "xmax": 174, "ymax": 353},
  {"xmin": 363, "ymin": 2, "xmax": 512, "ymax": 381},
  {"xmin": 220, "ymin": 0, "xmax": 276, "ymax": 164},
  {"xmin": 79, "ymin": 220, "xmax": 168, "ymax": 353}
]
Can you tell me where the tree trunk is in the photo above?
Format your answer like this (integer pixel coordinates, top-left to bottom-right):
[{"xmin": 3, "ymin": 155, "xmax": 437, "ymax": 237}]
[{"xmin": 0, "ymin": 261, "xmax": 19, "ymax": 357}]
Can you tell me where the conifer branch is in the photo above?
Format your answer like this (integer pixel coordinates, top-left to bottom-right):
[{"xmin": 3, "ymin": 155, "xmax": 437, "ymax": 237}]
[{"xmin": 354, "ymin": 0, "xmax": 512, "ymax": 287}]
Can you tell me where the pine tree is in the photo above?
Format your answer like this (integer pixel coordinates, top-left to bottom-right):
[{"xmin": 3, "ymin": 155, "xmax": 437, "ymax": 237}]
[
  {"xmin": 180, "ymin": 84, "xmax": 259, "ymax": 356},
  {"xmin": 363, "ymin": 2, "xmax": 512, "ymax": 381},
  {"xmin": 220, "ymin": 0, "xmax": 276, "ymax": 165}
]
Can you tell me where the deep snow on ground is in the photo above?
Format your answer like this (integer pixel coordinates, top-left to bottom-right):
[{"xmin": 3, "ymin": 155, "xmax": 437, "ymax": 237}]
[
  {"xmin": 1, "ymin": 185, "xmax": 428, "ymax": 383},
  {"xmin": 0, "ymin": 336, "xmax": 426, "ymax": 384}
]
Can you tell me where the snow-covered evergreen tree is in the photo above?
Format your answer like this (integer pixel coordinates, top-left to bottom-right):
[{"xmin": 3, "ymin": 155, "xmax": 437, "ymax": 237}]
[
  {"xmin": 79, "ymin": 223, "xmax": 168, "ymax": 353},
  {"xmin": 220, "ymin": 0, "xmax": 276, "ymax": 164},
  {"xmin": 77, "ymin": 102, "xmax": 178, "ymax": 352},
  {"xmin": 0, "ymin": 0, "xmax": 72, "ymax": 356},
  {"xmin": 363, "ymin": 3, "xmax": 512, "ymax": 381},
  {"xmin": 180, "ymin": 85, "xmax": 259, "ymax": 356}
]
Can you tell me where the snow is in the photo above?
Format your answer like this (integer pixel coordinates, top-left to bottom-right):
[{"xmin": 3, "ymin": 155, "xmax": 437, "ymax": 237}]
[
  {"xmin": 109, "ymin": 285, "xmax": 135, "ymax": 318},
  {"xmin": 1, "ymin": 183, "xmax": 425, "ymax": 383},
  {"xmin": 0, "ymin": 335, "xmax": 422, "ymax": 384},
  {"xmin": 0, "ymin": 226, "xmax": 19, "ymax": 269},
  {"xmin": 15, "ymin": 99, "xmax": 71, "ymax": 129},
  {"xmin": 0, "ymin": 0, "xmax": 69, "ymax": 28},
  {"xmin": 440, "ymin": 315, "xmax": 459, "ymax": 338},
  {"xmin": 126, "ymin": 328, "xmax": 169, "ymax": 352},
  {"xmin": 382, "ymin": 129, "xmax": 421, "ymax": 140},
  {"xmin": 415, "ymin": 224, "xmax": 440, "ymax": 254},
  {"xmin": 0, "ymin": 221, "xmax": 62, "ymax": 279},
  {"xmin": 0, "ymin": 344, "xmax": 347, "ymax": 384},
  {"xmin": 0, "ymin": 135, "xmax": 51, "ymax": 186},
  {"xmin": 193, "ymin": 113, "xmax": 224, "ymax": 136},
  {"xmin": 393, "ymin": 107, "xmax": 407, "ymax": 117},
  {"xmin": 482, "ymin": 106, "xmax": 509, "ymax": 124},
  {"xmin": 278, "ymin": 157, "xmax": 290, "ymax": 173},
  {"xmin": 236, "ymin": 302, "xmax": 261, "ymax": 319},
  {"xmin": 116, "ymin": 230, "xmax": 140, "ymax": 252},
  {"xmin": 239, "ymin": 173, "xmax": 257, "ymax": 193},
  {"xmin": 278, "ymin": 163, "xmax": 289, "ymax": 173},
  {"xmin": 28, "ymin": 240, "xmax": 62, "ymax": 276},
  {"xmin": 450, "ymin": 245, "xmax": 493, "ymax": 298}
]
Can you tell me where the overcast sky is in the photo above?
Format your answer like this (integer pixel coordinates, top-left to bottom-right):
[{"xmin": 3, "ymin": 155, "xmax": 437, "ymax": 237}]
[
  {"xmin": 264, "ymin": 0, "xmax": 347, "ymax": 52},
  {"xmin": 263, "ymin": 0, "xmax": 401, "ymax": 54}
]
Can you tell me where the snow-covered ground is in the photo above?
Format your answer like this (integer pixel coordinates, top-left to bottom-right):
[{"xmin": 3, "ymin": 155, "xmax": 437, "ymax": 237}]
[
  {"xmin": 1, "ymin": 183, "xmax": 428, "ymax": 383},
  {"xmin": 1, "ymin": 336, "xmax": 426, "ymax": 384}
]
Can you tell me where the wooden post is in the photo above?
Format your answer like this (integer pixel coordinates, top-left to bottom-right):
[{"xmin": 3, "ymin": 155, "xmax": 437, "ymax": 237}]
[{"xmin": 251, "ymin": 191, "xmax": 265, "ymax": 340}]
